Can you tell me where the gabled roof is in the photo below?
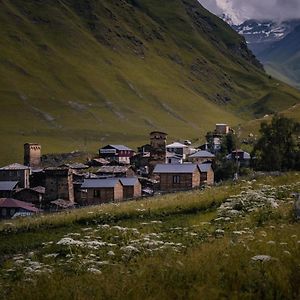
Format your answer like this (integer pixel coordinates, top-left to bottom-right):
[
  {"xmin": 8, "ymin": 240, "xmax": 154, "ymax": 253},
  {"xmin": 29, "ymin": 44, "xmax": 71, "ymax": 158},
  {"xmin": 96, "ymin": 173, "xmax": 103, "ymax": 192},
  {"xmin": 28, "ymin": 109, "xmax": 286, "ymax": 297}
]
[
  {"xmin": 198, "ymin": 163, "xmax": 213, "ymax": 173},
  {"xmin": 15, "ymin": 186, "xmax": 45, "ymax": 195},
  {"xmin": 0, "ymin": 198, "xmax": 39, "ymax": 212},
  {"xmin": 0, "ymin": 163, "xmax": 30, "ymax": 170},
  {"xmin": 81, "ymin": 178, "xmax": 122, "ymax": 189},
  {"xmin": 189, "ymin": 150, "xmax": 215, "ymax": 158},
  {"xmin": 102, "ymin": 145, "xmax": 133, "ymax": 151},
  {"xmin": 153, "ymin": 164, "xmax": 199, "ymax": 174},
  {"xmin": 117, "ymin": 177, "xmax": 140, "ymax": 186},
  {"xmin": 227, "ymin": 150, "xmax": 251, "ymax": 160},
  {"xmin": 0, "ymin": 181, "xmax": 18, "ymax": 191},
  {"xmin": 166, "ymin": 142, "xmax": 188, "ymax": 148}
]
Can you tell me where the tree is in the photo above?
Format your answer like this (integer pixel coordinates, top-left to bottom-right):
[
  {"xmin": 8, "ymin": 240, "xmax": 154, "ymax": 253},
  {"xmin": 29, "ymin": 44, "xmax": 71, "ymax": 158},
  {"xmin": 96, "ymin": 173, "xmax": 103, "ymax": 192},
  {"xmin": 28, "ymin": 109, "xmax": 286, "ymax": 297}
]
[
  {"xmin": 252, "ymin": 115, "xmax": 300, "ymax": 171},
  {"xmin": 219, "ymin": 132, "xmax": 239, "ymax": 156}
]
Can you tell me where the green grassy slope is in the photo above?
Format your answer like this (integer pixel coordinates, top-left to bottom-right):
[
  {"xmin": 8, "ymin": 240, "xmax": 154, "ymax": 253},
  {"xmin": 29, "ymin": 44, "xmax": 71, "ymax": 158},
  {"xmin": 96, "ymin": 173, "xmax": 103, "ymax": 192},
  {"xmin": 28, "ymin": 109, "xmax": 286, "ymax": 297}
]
[
  {"xmin": 1, "ymin": 173, "xmax": 300, "ymax": 299},
  {"xmin": 1, "ymin": 0, "xmax": 300, "ymax": 164}
]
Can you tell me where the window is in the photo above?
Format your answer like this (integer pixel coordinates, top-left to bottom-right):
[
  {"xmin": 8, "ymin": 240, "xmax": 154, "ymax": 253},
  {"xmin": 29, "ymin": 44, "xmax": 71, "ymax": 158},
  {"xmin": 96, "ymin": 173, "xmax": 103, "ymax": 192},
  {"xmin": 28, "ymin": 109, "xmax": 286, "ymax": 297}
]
[
  {"xmin": 94, "ymin": 190, "xmax": 101, "ymax": 198},
  {"xmin": 173, "ymin": 175, "xmax": 180, "ymax": 184},
  {"xmin": 1, "ymin": 208, "xmax": 7, "ymax": 217}
]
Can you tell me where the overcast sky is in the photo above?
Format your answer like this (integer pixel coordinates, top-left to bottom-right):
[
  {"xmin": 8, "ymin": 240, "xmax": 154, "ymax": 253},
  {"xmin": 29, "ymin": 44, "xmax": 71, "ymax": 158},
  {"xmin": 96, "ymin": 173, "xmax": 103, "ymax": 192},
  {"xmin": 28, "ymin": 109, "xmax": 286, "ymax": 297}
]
[{"xmin": 198, "ymin": 0, "xmax": 300, "ymax": 24}]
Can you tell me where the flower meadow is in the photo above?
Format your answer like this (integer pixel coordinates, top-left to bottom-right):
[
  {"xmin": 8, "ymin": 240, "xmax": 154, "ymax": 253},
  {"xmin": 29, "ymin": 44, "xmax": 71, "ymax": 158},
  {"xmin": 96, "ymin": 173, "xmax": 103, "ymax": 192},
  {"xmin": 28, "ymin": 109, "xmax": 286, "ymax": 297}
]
[{"xmin": 0, "ymin": 173, "xmax": 300, "ymax": 299}]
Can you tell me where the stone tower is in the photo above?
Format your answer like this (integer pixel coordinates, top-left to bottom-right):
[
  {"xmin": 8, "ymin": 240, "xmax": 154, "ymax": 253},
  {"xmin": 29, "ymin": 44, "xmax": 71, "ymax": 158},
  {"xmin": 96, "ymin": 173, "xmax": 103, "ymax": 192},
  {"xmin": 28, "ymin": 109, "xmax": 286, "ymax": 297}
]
[
  {"xmin": 24, "ymin": 143, "xmax": 41, "ymax": 169},
  {"xmin": 44, "ymin": 167, "xmax": 74, "ymax": 203},
  {"xmin": 149, "ymin": 131, "xmax": 168, "ymax": 173}
]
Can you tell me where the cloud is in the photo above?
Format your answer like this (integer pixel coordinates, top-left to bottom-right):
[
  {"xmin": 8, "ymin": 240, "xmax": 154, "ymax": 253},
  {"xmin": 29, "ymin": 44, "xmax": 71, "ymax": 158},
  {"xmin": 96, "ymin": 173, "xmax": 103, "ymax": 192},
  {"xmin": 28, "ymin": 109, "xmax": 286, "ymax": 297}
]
[{"xmin": 198, "ymin": 0, "xmax": 300, "ymax": 23}]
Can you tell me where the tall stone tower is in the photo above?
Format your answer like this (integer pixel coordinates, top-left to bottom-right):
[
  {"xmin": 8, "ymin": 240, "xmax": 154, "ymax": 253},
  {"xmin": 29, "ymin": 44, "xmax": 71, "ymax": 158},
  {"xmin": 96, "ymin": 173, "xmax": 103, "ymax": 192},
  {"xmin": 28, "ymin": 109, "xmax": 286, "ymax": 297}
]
[
  {"xmin": 24, "ymin": 143, "xmax": 41, "ymax": 169},
  {"xmin": 149, "ymin": 131, "xmax": 168, "ymax": 173},
  {"xmin": 44, "ymin": 167, "xmax": 74, "ymax": 203}
]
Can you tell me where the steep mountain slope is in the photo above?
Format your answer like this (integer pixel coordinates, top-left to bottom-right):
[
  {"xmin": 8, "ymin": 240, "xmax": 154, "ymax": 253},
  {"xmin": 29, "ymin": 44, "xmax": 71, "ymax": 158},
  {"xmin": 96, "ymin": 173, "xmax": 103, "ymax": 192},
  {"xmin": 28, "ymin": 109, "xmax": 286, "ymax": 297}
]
[
  {"xmin": 0, "ymin": 0, "xmax": 300, "ymax": 164},
  {"xmin": 231, "ymin": 19, "xmax": 300, "ymax": 89},
  {"xmin": 258, "ymin": 25, "xmax": 300, "ymax": 89}
]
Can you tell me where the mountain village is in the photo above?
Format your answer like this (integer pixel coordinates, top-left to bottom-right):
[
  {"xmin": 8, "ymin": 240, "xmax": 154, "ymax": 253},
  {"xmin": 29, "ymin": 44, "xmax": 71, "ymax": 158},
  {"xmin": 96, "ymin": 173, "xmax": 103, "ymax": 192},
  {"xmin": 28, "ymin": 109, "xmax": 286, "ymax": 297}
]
[{"xmin": 0, "ymin": 123, "xmax": 251, "ymax": 219}]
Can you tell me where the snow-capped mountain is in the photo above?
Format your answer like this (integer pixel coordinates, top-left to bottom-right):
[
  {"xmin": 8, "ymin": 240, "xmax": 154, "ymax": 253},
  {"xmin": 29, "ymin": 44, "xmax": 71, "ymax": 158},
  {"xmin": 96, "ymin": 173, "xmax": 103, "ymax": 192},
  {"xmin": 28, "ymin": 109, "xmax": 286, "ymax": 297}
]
[
  {"xmin": 220, "ymin": 16, "xmax": 300, "ymax": 89},
  {"xmin": 233, "ymin": 19, "xmax": 300, "ymax": 45}
]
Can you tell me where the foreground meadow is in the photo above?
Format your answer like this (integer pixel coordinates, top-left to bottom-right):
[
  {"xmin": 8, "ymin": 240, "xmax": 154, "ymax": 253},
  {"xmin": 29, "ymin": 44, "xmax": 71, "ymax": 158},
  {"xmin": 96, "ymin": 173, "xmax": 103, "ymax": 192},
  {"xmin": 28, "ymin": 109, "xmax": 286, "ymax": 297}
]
[{"xmin": 0, "ymin": 173, "xmax": 300, "ymax": 299}]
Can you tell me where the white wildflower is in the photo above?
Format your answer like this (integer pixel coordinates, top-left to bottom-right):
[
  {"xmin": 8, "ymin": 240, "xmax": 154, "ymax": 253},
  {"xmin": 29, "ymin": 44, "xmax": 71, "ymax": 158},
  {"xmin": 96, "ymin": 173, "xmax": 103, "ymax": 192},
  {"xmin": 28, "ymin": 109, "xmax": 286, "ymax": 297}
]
[
  {"xmin": 121, "ymin": 245, "xmax": 140, "ymax": 253},
  {"xmin": 57, "ymin": 238, "xmax": 84, "ymax": 247},
  {"xmin": 87, "ymin": 268, "xmax": 102, "ymax": 274},
  {"xmin": 251, "ymin": 255, "xmax": 273, "ymax": 262}
]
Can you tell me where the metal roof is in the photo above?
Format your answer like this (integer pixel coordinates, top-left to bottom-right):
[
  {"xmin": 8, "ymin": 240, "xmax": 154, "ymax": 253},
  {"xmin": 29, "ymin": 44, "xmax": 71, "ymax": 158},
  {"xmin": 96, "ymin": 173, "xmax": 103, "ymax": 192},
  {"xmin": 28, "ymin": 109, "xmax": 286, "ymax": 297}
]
[
  {"xmin": 103, "ymin": 145, "xmax": 133, "ymax": 151},
  {"xmin": 166, "ymin": 142, "xmax": 188, "ymax": 148},
  {"xmin": 81, "ymin": 178, "xmax": 121, "ymax": 189},
  {"xmin": 0, "ymin": 181, "xmax": 18, "ymax": 191},
  {"xmin": 153, "ymin": 164, "xmax": 198, "ymax": 174},
  {"xmin": 189, "ymin": 150, "xmax": 215, "ymax": 158},
  {"xmin": 117, "ymin": 177, "xmax": 139, "ymax": 186},
  {"xmin": 0, "ymin": 163, "xmax": 30, "ymax": 170},
  {"xmin": 198, "ymin": 163, "xmax": 212, "ymax": 173},
  {"xmin": 0, "ymin": 198, "xmax": 39, "ymax": 212}
]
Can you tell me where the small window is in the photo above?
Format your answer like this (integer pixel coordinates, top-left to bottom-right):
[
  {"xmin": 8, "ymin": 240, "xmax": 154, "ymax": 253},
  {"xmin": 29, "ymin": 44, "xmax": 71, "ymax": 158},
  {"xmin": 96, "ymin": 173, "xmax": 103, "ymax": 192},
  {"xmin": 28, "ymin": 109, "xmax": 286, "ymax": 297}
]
[
  {"xmin": 173, "ymin": 175, "xmax": 180, "ymax": 184},
  {"xmin": 1, "ymin": 208, "xmax": 7, "ymax": 217},
  {"xmin": 94, "ymin": 190, "xmax": 101, "ymax": 198}
]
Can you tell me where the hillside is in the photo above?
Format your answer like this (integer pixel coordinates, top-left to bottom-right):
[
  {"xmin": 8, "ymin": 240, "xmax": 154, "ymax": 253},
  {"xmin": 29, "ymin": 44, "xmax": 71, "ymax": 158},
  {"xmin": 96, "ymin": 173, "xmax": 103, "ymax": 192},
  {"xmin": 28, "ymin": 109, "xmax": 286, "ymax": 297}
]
[
  {"xmin": 1, "ymin": 0, "xmax": 300, "ymax": 164},
  {"xmin": 1, "ymin": 173, "xmax": 300, "ymax": 299},
  {"xmin": 259, "ymin": 26, "xmax": 300, "ymax": 89}
]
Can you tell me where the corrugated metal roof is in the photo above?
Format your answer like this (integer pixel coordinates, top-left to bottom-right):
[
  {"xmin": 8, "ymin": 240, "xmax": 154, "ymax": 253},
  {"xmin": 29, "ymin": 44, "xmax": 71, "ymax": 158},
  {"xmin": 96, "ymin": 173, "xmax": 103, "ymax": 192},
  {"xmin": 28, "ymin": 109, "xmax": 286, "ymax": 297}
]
[
  {"xmin": 104, "ymin": 145, "xmax": 133, "ymax": 151},
  {"xmin": 166, "ymin": 142, "xmax": 187, "ymax": 148},
  {"xmin": 153, "ymin": 164, "xmax": 198, "ymax": 174},
  {"xmin": 117, "ymin": 177, "xmax": 139, "ymax": 186},
  {"xmin": 0, "ymin": 181, "xmax": 18, "ymax": 191},
  {"xmin": 189, "ymin": 150, "xmax": 215, "ymax": 158},
  {"xmin": 0, "ymin": 198, "xmax": 39, "ymax": 212},
  {"xmin": 198, "ymin": 163, "xmax": 212, "ymax": 173},
  {"xmin": 81, "ymin": 178, "xmax": 121, "ymax": 189},
  {"xmin": 0, "ymin": 163, "xmax": 30, "ymax": 170}
]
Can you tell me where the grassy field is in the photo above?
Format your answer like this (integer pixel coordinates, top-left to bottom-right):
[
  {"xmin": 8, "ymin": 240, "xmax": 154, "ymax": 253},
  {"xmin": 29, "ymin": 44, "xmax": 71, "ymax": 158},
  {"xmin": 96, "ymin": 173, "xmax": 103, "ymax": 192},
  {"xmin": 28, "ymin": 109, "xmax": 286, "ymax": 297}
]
[
  {"xmin": 1, "ymin": 0, "xmax": 300, "ymax": 165},
  {"xmin": 0, "ymin": 173, "xmax": 300, "ymax": 299}
]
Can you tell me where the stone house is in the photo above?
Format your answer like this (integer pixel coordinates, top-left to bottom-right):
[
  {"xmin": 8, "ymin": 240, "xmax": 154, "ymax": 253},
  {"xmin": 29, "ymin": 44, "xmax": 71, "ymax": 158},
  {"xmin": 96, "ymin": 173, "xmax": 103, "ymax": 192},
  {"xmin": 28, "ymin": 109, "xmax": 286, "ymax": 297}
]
[
  {"xmin": 118, "ymin": 177, "xmax": 142, "ymax": 199},
  {"xmin": 0, "ymin": 163, "xmax": 30, "ymax": 188},
  {"xmin": 14, "ymin": 186, "xmax": 45, "ymax": 207},
  {"xmin": 153, "ymin": 164, "xmax": 201, "ymax": 192},
  {"xmin": 80, "ymin": 178, "xmax": 123, "ymax": 205},
  {"xmin": 198, "ymin": 163, "xmax": 214, "ymax": 185}
]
